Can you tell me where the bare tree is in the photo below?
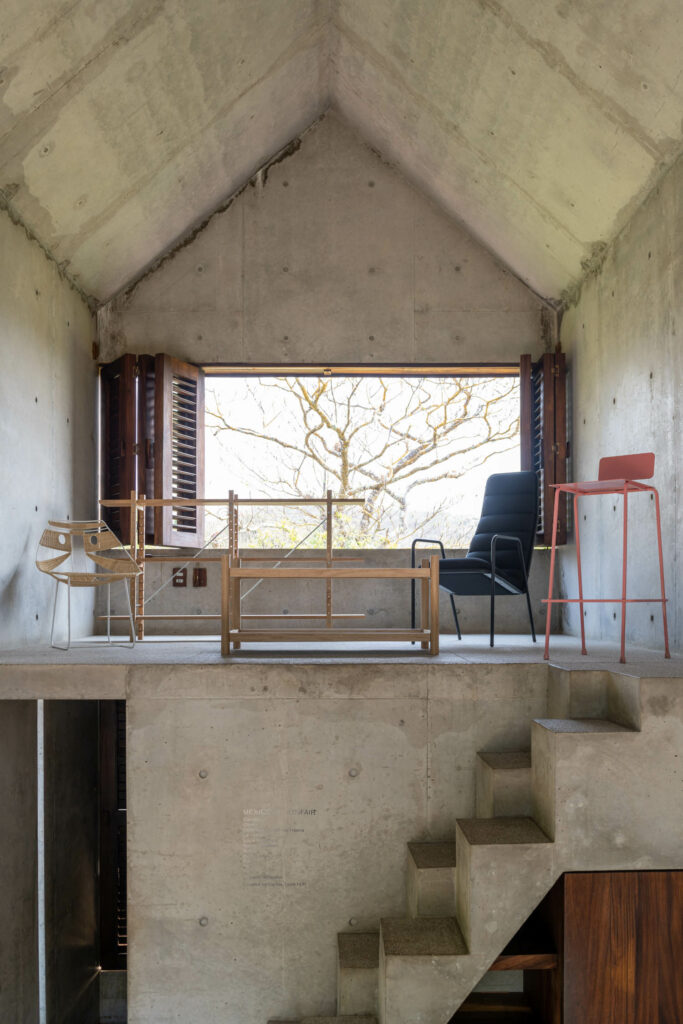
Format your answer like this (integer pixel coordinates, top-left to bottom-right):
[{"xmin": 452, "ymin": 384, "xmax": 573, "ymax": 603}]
[{"xmin": 206, "ymin": 376, "xmax": 519, "ymax": 547}]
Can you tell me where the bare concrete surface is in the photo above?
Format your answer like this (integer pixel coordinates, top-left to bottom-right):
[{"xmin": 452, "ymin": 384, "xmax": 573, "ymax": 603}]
[
  {"xmin": 0, "ymin": 214, "xmax": 96, "ymax": 650},
  {"xmin": 0, "ymin": 701, "xmax": 38, "ymax": 1024},
  {"xmin": 43, "ymin": 701, "xmax": 99, "ymax": 1024},
  {"xmin": 100, "ymin": 112, "xmax": 543, "ymax": 365},
  {"xmin": 2, "ymin": 6, "xmax": 681, "ymax": 302},
  {"xmin": 560, "ymin": 154, "xmax": 682, "ymax": 656}
]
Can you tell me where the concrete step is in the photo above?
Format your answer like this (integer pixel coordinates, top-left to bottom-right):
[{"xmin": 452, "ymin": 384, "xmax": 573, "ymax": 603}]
[
  {"xmin": 531, "ymin": 717, "xmax": 638, "ymax": 848},
  {"xmin": 455, "ymin": 818, "xmax": 554, "ymax": 952},
  {"xmin": 475, "ymin": 752, "xmax": 532, "ymax": 819},
  {"xmin": 337, "ymin": 932, "xmax": 379, "ymax": 1016},
  {"xmin": 406, "ymin": 841, "xmax": 456, "ymax": 917},
  {"xmin": 533, "ymin": 717, "xmax": 634, "ymax": 734},
  {"xmin": 379, "ymin": 917, "xmax": 491, "ymax": 1023},
  {"xmin": 269, "ymin": 1018, "xmax": 377, "ymax": 1023}
]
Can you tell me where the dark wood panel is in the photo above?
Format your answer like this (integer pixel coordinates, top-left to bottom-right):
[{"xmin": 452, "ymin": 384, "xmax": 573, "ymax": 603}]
[
  {"xmin": 564, "ymin": 872, "xmax": 683, "ymax": 1024},
  {"xmin": 525, "ymin": 877, "xmax": 564, "ymax": 1024},
  {"xmin": 634, "ymin": 872, "xmax": 683, "ymax": 1024}
]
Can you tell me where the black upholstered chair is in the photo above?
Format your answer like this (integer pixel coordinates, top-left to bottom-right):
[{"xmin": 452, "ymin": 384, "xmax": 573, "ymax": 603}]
[{"xmin": 411, "ymin": 471, "xmax": 538, "ymax": 647}]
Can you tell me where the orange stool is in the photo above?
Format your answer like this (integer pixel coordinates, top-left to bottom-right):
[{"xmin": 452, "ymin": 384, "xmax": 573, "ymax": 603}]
[{"xmin": 544, "ymin": 453, "xmax": 670, "ymax": 664}]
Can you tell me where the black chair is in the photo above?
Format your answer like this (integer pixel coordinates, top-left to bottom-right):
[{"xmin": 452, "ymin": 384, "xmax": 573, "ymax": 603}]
[{"xmin": 411, "ymin": 471, "xmax": 538, "ymax": 647}]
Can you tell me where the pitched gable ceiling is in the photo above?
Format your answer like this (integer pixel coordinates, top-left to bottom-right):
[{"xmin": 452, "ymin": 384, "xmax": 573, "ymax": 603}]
[{"xmin": 0, "ymin": 0, "xmax": 681, "ymax": 305}]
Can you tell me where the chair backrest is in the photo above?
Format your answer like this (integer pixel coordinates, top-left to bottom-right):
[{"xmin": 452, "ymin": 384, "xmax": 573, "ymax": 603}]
[
  {"xmin": 467, "ymin": 472, "xmax": 538, "ymax": 580},
  {"xmin": 598, "ymin": 452, "xmax": 655, "ymax": 481},
  {"xmin": 36, "ymin": 520, "xmax": 140, "ymax": 584}
]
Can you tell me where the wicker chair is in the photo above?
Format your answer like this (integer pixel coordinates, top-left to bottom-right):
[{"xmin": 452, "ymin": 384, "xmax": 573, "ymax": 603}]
[{"xmin": 36, "ymin": 520, "xmax": 141, "ymax": 650}]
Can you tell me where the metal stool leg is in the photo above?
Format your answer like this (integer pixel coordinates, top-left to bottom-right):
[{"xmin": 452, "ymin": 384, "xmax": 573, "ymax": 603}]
[
  {"xmin": 574, "ymin": 494, "xmax": 587, "ymax": 655},
  {"xmin": 544, "ymin": 489, "xmax": 561, "ymax": 660},
  {"xmin": 652, "ymin": 488, "xmax": 670, "ymax": 658},
  {"xmin": 620, "ymin": 488, "xmax": 628, "ymax": 664}
]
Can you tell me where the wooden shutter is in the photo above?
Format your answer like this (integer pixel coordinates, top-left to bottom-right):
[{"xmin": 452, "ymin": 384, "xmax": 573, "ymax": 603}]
[
  {"xmin": 100, "ymin": 355, "xmax": 137, "ymax": 545},
  {"xmin": 99, "ymin": 700, "xmax": 127, "ymax": 970},
  {"xmin": 520, "ymin": 351, "xmax": 567, "ymax": 545},
  {"xmin": 138, "ymin": 354, "xmax": 157, "ymax": 542},
  {"xmin": 154, "ymin": 354, "xmax": 205, "ymax": 548}
]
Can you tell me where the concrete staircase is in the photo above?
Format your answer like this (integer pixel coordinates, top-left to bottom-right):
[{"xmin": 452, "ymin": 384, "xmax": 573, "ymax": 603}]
[{"xmin": 269, "ymin": 670, "xmax": 682, "ymax": 1024}]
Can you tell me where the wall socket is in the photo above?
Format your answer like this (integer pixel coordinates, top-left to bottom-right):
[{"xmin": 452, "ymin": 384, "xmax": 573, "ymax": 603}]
[{"xmin": 172, "ymin": 568, "xmax": 187, "ymax": 587}]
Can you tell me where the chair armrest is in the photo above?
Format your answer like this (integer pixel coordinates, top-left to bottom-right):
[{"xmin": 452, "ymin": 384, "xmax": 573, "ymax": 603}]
[
  {"xmin": 490, "ymin": 534, "xmax": 529, "ymax": 588},
  {"xmin": 411, "ymin": 537, "xmax": 447, "ymax": 569}
]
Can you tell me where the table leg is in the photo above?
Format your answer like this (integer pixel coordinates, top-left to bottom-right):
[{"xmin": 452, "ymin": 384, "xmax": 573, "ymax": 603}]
[
  {"xmin": 574, "ymin": 494, "xmax": 587, "ymax": 655},
  {"xmin": 233, "ymin": 556, "xmax": 241, "ymax": 649},
  {"xmin": 429, "ymin": 556, "xmax": 439, "ymax": 656},
  {"xmin": 421, "ymin": 558, "xmax": 429, "ymax": 651},
  {"xmin": 221, "ymin": 555, "xmax": 230, "ymax": 656},
  {"xmin": 544, "ymin": 488, "xmax": 561, "ymax": 660}
]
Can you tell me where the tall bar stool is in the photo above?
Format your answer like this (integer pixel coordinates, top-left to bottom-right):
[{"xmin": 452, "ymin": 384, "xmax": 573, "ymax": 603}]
[{"xmin": 544, "ymin": 453, "xmax": 670, "ymax": 664}]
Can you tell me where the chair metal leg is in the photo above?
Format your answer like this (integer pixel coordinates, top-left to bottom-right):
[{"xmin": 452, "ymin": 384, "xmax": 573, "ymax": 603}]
[
  {"xmin": 524, "ymin": 586, "xmax": 536, "ymax": 643},
  {"xmin": 107, "ymin": 583, "xmax": 112, "ymax": 643},
  {"xmin": 490, "ymin": 573, "xmax": 495, "ymax": 648},
  {"xmin": 412, "ymin": 538, "xmax": 459, "ymax": 640},
  {"xmin": 49, "ymin": 579, "xmax": 69, "ymax": 651},
  {"xmin": 450, "ymin": 598, "xmax": 462, "ymax": 634}
]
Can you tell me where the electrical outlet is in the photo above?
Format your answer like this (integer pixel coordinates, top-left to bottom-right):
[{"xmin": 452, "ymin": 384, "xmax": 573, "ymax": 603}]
[
  {"xmin": 172, "ymin": 568, "xmax": 187, "ymax": 587},
  {"xmin": 193, "ymin": 567, "xmax": 207, "ymax": 588}
]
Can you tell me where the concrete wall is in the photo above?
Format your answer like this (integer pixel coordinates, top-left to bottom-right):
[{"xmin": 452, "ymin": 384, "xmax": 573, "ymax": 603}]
[
  {"xmin": 98, "ymin": 112, "xmax": 546, "ymax": 366},
  {"xmin": 0, "ymin": 701, "xmax": 38, "ymax": 1024},
  {"xmin": 559, "ymin": 155, "xmax": 682, "ymax": 654},
  {"xmin": 0, "ymin": 213, "xmax": 97, "ymax": 649},
  {"xmin": 43, "ymin": 701, "xmax": 99, "ymax": 1024},
  {"xmin": 126, "ymin": 662, "xmax": 549, "ymax": 1024},
  {"xmin": 98, "ymin": 546, "xmax": 558, "ymax": 638}
]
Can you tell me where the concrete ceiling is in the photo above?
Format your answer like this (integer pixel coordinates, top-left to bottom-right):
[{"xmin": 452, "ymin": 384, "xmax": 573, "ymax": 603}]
[{"xmin": 0, "ymin": 0, "xmax": 681, "ymax": 305}]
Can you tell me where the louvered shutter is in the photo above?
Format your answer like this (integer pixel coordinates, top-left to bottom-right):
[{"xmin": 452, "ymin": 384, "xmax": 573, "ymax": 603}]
[
  {"xmin": 99, "ymin": 700, "xmax": 127, "ymax": 969},
  {"xmin": 154, "ymin": 354, "xmax": 205, "ymax": 547},
  {"xmin": 520, "ymin": 352, "xmax": 567, "ymax": 545},
  {"xmin": 138, "ymin": 354, "xmax": 157, "ymax": 542},
  {"xmin": 100, "ymin": 355, "xmax": 137, "ymax": 544}
]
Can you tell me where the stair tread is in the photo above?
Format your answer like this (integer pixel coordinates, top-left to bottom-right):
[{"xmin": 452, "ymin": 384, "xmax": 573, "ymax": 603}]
[
  {"xmin": 269, "ymin": 1018, "xmax": 377, "ymax": 1023},
  {"xmin": 533, "ymin": 717, "xmax": 633, "ymax": 733},
  {"xmin": 337, "ymin": 931, "xmax": 379, "ymax": 969},
  {"xmin": 477, "ymin": 751, "xmax": 531, "ymax": 771},
  {"xmin": 303, "ymin": 1018, "xmax": 377, "ymax": 1023},
  {"xmin": 407, "ymin": 840, "xmax": 456, "ymax": 869},
  {"xmin": 457, "ymin": 817, "xmax": 551, "ymax": 846},
  {"xmin": 382, "ymin": 916, "xmax": 467, "ymax": 957}
]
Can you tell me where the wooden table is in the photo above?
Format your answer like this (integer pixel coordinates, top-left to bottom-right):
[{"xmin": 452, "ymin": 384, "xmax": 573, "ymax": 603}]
[{"xmin": 221, "ymin": 557, "xmax": 441, "ymax": 655}]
